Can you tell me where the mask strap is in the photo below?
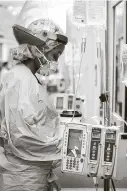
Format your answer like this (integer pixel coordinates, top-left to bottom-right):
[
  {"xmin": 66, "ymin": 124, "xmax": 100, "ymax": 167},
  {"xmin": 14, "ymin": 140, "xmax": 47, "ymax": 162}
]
[
  {"xmin": 35, "ymin": 46, "xmax": 50, "ymax": 65},
  {"xmin": 37, "ymin": 57, "xmax": 43, "ymax": 67}
]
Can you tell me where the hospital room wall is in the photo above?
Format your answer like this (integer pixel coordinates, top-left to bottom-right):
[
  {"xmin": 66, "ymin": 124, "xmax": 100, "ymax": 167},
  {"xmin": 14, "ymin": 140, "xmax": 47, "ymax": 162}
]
[{"xmin": 0, "ymin": 38, "xmax": 17, "ymax": 64}]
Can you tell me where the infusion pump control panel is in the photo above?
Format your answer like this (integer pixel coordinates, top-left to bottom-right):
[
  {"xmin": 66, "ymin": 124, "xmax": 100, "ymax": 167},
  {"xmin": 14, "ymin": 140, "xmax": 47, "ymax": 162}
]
[
  {"xmin": 99, "ymin": 126, "xmax": 120, "ymax": 179},
  {"xmin": 61, "ymin": 122, "xmax": 126, "ymax": 180},
  {"xmin": 61, "ymin": 122, "xmax": 90, "ymax": 174},
  {"xmin": 87, "ymin": 125, "xmax": 105, "ymax": 177}
]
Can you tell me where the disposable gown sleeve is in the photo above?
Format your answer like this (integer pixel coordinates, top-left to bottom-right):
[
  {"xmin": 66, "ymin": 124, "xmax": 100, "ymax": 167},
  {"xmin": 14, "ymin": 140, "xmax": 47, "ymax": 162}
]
[
  {"xmin": 2, "ymin": 71, "xmax": 63, "ymax": 160},
  {"xmin": 20, "ymin": 78, "xmax": 61, "ymax": 142}
]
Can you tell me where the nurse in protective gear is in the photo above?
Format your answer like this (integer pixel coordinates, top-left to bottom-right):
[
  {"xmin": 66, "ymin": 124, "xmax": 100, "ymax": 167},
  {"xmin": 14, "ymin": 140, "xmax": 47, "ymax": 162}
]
[{"xmin": 0, "ymin": 1, "xmax": 68, "ymax": 190}]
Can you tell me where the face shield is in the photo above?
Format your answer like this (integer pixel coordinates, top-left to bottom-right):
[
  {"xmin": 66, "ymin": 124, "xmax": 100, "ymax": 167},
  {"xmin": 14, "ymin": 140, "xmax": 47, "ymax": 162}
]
[{"xmin": 11, "ymin": 0, "xmax": 68, "ymax": 76}]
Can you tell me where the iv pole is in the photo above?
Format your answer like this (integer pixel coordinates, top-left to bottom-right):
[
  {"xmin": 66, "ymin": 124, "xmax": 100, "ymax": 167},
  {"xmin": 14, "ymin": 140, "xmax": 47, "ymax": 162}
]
[
  {"xmin": 103, "ymin": 100, "xmax": 110, "ymax": 191},
  {"xmin": 102, "ymin": 3, "xmax": 112, "ymax": 188}
]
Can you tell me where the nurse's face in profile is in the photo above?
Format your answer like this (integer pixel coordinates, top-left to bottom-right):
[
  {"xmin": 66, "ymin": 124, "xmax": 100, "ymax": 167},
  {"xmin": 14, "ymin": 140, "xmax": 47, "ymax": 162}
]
[
  {"xmin": 45, "ymin": 44, "xmax": 65, "ymax": 62},
  {"xmin": 37, "ymin": 44, "xmax": 65, "ymax": 76}
]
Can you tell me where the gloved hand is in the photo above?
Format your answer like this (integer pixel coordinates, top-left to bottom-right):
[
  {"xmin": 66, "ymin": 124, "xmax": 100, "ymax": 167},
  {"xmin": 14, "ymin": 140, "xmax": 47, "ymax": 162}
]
[
  {"xmin": 0, "ymin": 146, "xmax": 7, "ymax": 173},
  {"xmin": 56, "ymin": 139, "xmax": 63, "ymax": 153},
  {"xmin": 48, "ymin": 181, "xmax": 61, "ymax": 191},
  {"xmin": 52, "ymin": 159, "xmax": 61, "ymax": 169},
  {"xmin": 47, "ymin": 169, "xmax": 61, "ymax": 191}
]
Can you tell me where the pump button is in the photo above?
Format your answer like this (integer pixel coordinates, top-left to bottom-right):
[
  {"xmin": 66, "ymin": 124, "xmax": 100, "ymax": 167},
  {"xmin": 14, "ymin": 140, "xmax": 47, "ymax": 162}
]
[{"xmin": 80, "ymin": 158, "xmax": 84, "ymax": 163}]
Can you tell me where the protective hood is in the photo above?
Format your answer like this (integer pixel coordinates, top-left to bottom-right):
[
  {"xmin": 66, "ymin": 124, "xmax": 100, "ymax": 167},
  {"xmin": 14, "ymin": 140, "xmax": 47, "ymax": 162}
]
[{"xmin": 13, "ymin": 0, "xmax": 68, "ymax": 48}]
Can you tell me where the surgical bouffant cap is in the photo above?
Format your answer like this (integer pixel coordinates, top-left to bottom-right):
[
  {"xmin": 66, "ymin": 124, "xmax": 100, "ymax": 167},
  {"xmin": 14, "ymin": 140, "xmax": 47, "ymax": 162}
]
[
  {"xmin": 16, "ymin": 0, "xmax": 64, "ymax": 32},
  {"xmin": 13, "ymin": 0, "xmax": 67, "ymax": 51},
  {"xmin": 11, "ymin": 0, "xmax": 68, "ymax": 62}
]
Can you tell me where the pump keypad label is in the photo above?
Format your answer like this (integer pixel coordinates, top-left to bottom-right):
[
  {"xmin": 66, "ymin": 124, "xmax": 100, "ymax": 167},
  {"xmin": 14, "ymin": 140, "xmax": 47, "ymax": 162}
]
[
  {"xmin": 90, "ymin": 128, "xmax": 101, "ymax": 161},
  {"xmin": 104, "ymin": 130, "xmax": 116, "ymax": 162}
]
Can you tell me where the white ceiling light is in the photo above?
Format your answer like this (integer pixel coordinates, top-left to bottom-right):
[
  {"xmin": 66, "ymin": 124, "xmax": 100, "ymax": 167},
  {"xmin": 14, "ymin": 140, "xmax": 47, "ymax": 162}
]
[
  {"xmin": 12, "ymin": 10, "xmax": 18, "ymax": 16},
  {"xmin": 0, "ymin": 3, "xmax": 22, "ymax": 16},
  {"xmin": 8, "ymin": 5, "xmax": 22, "ymax": 16},
  {"xmin": 7, "ymin": 5, "xmax": 14, "ymax": 11}
]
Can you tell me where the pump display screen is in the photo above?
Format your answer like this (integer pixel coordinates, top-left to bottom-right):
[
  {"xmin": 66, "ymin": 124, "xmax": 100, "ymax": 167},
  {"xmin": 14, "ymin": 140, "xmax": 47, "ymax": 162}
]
[
  {"xmin": 56, "ymin": 97, "xmax": 63, "ymax": 109},
  {"xmin": 104, "ymin": 130, "xmax": 116, "ymax": 162},
  {"xmin": 67, "ymin": 129, "xmax": 83, "ymax": 158},
  {"xmin": 105, "ymin": 133, "xmax": 116, "ymax": 140}
]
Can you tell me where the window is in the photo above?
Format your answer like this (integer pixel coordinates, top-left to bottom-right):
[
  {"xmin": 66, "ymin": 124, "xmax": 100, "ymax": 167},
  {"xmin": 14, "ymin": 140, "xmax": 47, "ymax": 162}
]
[
  {"xmin": 114, "ymin": 1, "xmax": 124, "ymax": 116},
  {"xmin": 0, "ymin": 43, "xmax": 2, "ymax": 62}
]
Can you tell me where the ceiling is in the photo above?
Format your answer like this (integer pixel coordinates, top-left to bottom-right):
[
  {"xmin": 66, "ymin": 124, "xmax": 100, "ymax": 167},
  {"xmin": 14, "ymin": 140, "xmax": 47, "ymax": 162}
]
[
  {"xmin": 0, "ymin": 1, "xmax": 25, "ymax": 40},
  {"xmin": 0, "ymin": 0, "xmax": 73, "ymax": 41}
]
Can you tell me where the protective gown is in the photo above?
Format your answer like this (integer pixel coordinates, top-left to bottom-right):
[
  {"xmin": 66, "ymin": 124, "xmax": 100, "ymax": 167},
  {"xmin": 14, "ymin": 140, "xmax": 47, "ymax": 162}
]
[{"xmin": 0, "ymin": 63, "xmax": 62, "ymax": 190}]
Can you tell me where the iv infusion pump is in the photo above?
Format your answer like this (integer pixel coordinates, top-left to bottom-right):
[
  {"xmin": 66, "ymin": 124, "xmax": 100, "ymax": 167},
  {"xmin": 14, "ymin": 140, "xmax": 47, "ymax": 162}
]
[
  {"xmin": 99, "ymin": 126, "xmax": 120, "ymax": 179},
  {"xmin": 86, "ymin": 125, "xmax": 105, "ymax": 177},
  {"xmin": 61, "ymin": 123, "xmax": 105, "ymax": 175},
  {"xmin": 61, "ymin": 122, "xmax": 90, "ymax": 174},
  {"xmin": 61, "ymin": 122, "xmax": 126, "ymax": 180},
  {"xmin": 53, "ymin": 93, "xmax": 74, "ymax": 112},
  {"xmin": 61, "ymin": 123, "xmax": 107, "ymax": 175},
  {"xmin": 113, "ymin": 133, "xmax": 127, "ymax": 180}
]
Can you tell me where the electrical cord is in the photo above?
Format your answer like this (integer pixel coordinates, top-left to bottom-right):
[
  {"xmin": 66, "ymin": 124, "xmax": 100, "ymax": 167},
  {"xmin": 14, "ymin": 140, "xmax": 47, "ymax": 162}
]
[{"xmin": 111, "ymin": 178, "xmax": 116, "ymax": 191}]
